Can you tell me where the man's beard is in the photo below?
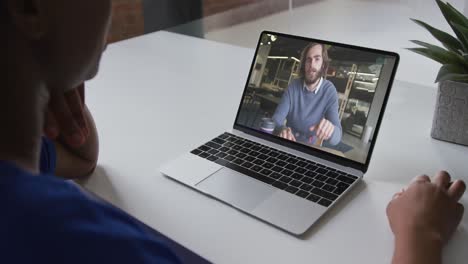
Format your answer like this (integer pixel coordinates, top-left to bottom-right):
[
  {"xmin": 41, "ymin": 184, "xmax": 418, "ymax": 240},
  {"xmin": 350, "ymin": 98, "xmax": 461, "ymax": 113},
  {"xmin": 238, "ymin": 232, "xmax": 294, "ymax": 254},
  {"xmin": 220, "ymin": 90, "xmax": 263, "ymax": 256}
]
[{"xmin": 304, "ymin": 67, "xmax": 323, "ymax": 85}]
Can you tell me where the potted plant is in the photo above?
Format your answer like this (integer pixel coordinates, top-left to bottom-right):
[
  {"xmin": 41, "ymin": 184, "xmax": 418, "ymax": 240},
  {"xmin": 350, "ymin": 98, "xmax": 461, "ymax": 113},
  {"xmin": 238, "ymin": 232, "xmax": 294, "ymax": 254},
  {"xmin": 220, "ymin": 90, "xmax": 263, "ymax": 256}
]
[{"xmin": 409, "ymin": 0, "xmax": 468, "ymax": 146}]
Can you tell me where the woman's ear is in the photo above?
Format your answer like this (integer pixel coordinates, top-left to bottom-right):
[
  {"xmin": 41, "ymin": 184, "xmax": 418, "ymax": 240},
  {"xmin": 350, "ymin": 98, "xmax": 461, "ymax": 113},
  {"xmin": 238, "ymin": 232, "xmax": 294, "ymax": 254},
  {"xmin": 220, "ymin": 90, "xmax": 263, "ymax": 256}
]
[{"xmin": 7, "ymin": 0, "xmax": 47, "ymax": 39}]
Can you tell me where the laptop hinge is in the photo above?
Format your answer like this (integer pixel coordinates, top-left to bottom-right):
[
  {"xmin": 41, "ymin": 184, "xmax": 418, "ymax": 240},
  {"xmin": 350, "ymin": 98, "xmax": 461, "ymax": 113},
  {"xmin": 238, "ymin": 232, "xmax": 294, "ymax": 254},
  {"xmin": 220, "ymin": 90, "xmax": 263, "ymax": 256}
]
[{"xmin": 230, "ymin": 129, "xmax": 364, "ymax": 178}]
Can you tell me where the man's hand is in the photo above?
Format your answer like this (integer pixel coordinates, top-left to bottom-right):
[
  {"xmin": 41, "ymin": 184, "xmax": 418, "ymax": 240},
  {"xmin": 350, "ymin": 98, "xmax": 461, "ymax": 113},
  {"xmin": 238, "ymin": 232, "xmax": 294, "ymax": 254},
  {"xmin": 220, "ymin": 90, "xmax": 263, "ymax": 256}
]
[
  {"xmin": 278, "ymin": 127, "xmax": 296, "ymax": 141},
  {"xmin": 45, "ymin": 84, "xmax": 89, "ymax": 147},
  {"xmin": 387, "ymin": 171, "xmax": 465, "ymax": 264},
  {"xmin": 310, "ymin": 118, "xmax": 335, "ymax": 141}
]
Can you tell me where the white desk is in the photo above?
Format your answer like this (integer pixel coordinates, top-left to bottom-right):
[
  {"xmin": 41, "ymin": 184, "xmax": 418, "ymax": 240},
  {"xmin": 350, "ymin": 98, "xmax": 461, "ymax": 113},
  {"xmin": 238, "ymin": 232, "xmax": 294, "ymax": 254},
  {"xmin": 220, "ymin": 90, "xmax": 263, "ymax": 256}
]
[{"xmin": 82, "ymin": 31, "xmax": 468, "ymax": 263}]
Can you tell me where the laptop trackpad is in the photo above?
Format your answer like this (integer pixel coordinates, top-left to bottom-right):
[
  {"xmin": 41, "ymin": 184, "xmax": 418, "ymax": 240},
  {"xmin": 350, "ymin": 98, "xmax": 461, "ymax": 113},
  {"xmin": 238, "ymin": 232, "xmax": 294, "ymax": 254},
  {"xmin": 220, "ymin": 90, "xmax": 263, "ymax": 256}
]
[{"xmin": 196, "ymin": 167, "xmax": 276, "ymax": 211}]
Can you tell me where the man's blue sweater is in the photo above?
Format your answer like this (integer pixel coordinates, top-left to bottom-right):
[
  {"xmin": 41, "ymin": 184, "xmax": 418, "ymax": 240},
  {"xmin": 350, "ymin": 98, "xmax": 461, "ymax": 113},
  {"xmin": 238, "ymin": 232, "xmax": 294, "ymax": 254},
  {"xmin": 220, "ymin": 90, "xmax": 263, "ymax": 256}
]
[{"xmin": 272, "ymin": 78, "xmax": 342, "ymax": 146}]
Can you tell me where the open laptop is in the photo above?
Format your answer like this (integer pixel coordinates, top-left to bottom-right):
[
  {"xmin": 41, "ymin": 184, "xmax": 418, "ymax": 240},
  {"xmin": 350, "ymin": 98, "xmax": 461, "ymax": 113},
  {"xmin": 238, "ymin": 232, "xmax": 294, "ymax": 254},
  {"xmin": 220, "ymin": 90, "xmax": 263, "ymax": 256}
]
[{"xmin": 161, "ymin": 31, "xmax": 399, "ymax": 235}]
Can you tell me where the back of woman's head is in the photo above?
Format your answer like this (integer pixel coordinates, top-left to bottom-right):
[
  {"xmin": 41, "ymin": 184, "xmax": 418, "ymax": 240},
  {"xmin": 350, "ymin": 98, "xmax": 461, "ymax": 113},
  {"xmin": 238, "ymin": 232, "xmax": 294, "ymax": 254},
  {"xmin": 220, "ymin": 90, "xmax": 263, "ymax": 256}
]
[{"xmin": 1, "ymin": 0, "xmax": 5, "ymax": 20}]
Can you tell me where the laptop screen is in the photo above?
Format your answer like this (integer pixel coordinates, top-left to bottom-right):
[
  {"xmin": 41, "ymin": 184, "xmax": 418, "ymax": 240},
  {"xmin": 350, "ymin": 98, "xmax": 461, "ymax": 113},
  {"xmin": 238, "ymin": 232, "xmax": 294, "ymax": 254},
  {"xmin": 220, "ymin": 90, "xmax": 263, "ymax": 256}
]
[{"xmin": 235, "ymin": 32, "xmax": 398, "ymax": 165}]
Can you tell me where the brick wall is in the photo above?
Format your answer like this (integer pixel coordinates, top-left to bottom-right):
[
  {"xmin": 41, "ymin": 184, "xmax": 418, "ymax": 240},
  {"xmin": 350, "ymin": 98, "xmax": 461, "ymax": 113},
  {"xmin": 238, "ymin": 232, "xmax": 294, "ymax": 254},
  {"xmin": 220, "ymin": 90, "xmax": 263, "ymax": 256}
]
[
  {"xmin": 203, "ymin": 0, "xmax": 259, "ymax": 16},
  {"xmin": 106, "ymin": 0, "xmax": 317, "ymax": 43},
  {"xmin": 108, "ymin": 0, "xmax": 259, "ymax": 42},
  {"xmin": 202, "ymin": 0, "xmax": 289, "ymax": 32},
  {"xmin": 202, "ymin": 0, "xmax": 320, "ymax": 22},
  {"xmin": 108, "ymin": 0, "xmax": 144, "ymax": 43}
]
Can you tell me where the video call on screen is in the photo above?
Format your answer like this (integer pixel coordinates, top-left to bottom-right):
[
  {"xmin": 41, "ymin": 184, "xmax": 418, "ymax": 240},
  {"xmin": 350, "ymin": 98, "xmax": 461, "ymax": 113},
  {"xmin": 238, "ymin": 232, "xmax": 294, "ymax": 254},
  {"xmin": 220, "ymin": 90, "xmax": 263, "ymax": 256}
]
[{"xmin": 236, "ymin": 33, "xmax": 396, "ymax": 164}]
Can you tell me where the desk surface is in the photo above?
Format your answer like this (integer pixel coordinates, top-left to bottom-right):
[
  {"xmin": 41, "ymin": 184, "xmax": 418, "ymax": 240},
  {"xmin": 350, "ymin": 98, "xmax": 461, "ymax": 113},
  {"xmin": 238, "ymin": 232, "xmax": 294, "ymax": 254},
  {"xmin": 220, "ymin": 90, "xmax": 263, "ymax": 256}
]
[{"xmin": 83, "ymin": 31, "xmax": 468, "ymax": 263}]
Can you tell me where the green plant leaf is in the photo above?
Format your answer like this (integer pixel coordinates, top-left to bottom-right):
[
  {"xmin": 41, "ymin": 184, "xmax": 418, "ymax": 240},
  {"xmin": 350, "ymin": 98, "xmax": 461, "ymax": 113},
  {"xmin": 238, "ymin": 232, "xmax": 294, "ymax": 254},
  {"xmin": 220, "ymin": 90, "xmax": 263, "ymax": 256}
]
[
  {"xmin": 446, "ymin": 2, "xmax": 468, "ymax": 26},
  {"xmin": 410, "ymin": 40, "xmax": 448, "ymax": 51},
  {"xmin": 407, "ymin": 47, "xmax": 446, "ymax": 64},
  {"xmin": 436, "ymin": 72, "xmax": 468, "ymax": 83},
  {"xmin": 450, "ymin": 23, "xmax": 468, "ymax": 52},
  {"xmin": 436, "ymin": 0, "xmax": 468, "ymax": 51},
  {"xmin": 435, "ymin": 64, "xmax": 467, "ymax": 82},
  {"xmin": 407, "ymin": 42, "xmax": 468, "ymax": 67},
  {"xmin": 410, "ymin": 18, "xmax": 463, "ymax": 53}
]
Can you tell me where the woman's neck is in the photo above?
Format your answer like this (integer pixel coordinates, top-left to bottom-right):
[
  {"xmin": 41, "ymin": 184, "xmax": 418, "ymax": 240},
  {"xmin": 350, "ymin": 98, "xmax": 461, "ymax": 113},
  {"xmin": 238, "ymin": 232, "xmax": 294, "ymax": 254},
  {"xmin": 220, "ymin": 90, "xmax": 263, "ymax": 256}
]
[{"xmin": 1, "ymin": 37, "xmax": 49, "ymax": 174}]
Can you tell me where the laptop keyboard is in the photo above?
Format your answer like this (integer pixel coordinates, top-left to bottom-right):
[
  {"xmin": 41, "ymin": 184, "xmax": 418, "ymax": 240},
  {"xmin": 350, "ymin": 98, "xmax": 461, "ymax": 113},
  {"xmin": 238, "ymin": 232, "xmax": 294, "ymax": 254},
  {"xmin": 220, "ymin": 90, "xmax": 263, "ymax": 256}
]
[{"xmin": 190, "ymin": 133, "xmax": 358, "ymax": 207}]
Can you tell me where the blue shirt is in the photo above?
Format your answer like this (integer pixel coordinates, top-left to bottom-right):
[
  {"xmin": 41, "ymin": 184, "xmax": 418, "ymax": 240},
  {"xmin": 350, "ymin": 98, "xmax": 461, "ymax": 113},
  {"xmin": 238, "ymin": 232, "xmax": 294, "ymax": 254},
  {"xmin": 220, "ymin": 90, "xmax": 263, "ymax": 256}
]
[
  {"xmin": 272, "ymin": 78, "xmax": 342, "ymax": 145},
  {"xmin": 1, "ymin": 138, "xmax": 181, "ymax": 264}
]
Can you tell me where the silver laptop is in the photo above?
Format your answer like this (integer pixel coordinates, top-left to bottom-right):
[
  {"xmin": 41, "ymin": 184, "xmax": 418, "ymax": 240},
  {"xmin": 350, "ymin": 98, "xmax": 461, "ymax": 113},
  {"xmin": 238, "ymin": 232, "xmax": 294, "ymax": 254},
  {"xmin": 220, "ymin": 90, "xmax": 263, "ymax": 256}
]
[{"xmin": 161, "ymin": 31, "xmax": 399, "ymax": 235}]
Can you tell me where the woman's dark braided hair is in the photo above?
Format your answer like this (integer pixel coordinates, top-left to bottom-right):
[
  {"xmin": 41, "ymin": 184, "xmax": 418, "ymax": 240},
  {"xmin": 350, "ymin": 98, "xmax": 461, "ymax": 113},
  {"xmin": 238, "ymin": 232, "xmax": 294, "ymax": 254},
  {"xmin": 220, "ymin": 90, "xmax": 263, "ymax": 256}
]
[
  {"xmin": 0, "ymin": 0, "xmax": 6, "ymax": 22},
  {"xmin": 0, "ymin": 0, "xmax": 9, "ymax": 23}
]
